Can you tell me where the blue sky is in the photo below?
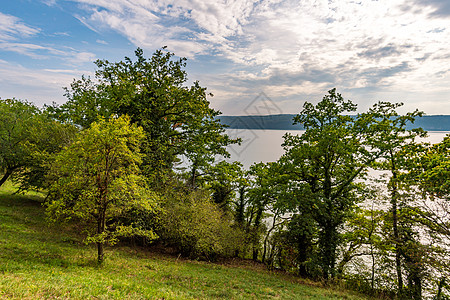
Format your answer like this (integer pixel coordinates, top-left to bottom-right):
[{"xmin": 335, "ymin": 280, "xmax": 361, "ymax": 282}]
[{"xmin": 1, "ymin": 0, "xmax": 450, "ymax": 115}]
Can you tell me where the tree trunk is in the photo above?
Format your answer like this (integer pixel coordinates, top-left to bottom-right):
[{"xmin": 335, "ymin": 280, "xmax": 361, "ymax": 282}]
[
  {"xmin": 436, "ymin": 277, "xmax": 445, "ymax": 300},
  {"xmin": 262, "ymin": 212, "xmax": 278, "ymax": 264},
  {"xmin": 320, "ymin": 224, "xmax": 338, "ymax": 280},
  {"xmin": 411, "ymin": 273, "xmax": 422, "ymax": 300},
  {"xmin": 391, "ymin": 169, "xmax": 404, "ymax": 296},
  {"xmin": 97, "ymin": 208, "xmax": 106, "ymax": 264},
  {"xmin": 252, "ymin": 248, "xmax": 259, "ymax": 261},
  {"xmin": 97, "ymin": 241, "xmax": 104, "ymax": 264},
  {"xmin": 190, "ymin": 164, "xmax": 197, "ymax": 188},
  {"xmin": 252, "ymin": 205, "xmax": 264, "ymax": 261},
  {"xmin": 235, "ymin": 186, "xmax": 246, "ymax": 225},
  {"xmin": 320, "ymin": 168, "xmax": 337, "ymax": 280},
  {"xmin": 0, "ymin": 168, "xmax": 14, "ymax": 187}
]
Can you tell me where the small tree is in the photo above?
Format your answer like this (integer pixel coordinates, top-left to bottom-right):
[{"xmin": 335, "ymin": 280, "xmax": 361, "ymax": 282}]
[{"xmin": 46, "ymin": 115, "xmax": 157, "ymax": 263}]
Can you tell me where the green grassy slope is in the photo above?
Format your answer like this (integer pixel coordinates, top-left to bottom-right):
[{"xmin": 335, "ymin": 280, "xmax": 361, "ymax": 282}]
[{"xmin": 0, "ymin": 184, "xmax": 368, "ymax": 299}]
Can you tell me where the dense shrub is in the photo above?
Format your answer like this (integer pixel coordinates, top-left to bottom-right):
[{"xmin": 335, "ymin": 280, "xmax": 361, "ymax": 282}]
[{"xmin": 158, "ymin": 189, "xmax": 245, "ymax": 260}]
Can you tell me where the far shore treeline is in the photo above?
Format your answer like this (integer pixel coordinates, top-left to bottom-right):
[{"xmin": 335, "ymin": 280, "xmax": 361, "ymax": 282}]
[
  {"xmin": 219, "ymin": 114, "xmax": 450, "ymax": 131},
  {"xmin": 1, "ymin": 47, "xmax": 449, "ymax": 300}
]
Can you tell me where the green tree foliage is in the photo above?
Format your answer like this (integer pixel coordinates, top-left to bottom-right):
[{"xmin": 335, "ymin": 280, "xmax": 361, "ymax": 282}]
[
  {"xmin": 399, "ymin": 135, "xmax": 450, "ymax": 298},
  {"xmin": 366, "ymin": 102, "xmax": 426, "ymax": 298},
  {"xmin": 203, "ymin": 161, "xmax": 245, "ymax": 210},
  {"xmin": 49, "ymin": 48, "xmax": 237, "ymax": 184},
  {"xmin": 45, "ymin": 115, "xmax": 157, "ymax": 263},
  {"xmin": 245, "ymin": 162, "xmax": 287, "ymax": 262},
  {"xmin": 157, "ymin": 185, "xmax": 245, "ymax": 260},
  {"xmin": 278, "ymin": 89, "xmax": 383, "ymax": 279},
  {"xmin": 416, "ymin": 134, "xmax": 450, "ymax": 199},
  {"xmin": 0, "ymin": 98, "xmax": 75, "ymax": 190}
]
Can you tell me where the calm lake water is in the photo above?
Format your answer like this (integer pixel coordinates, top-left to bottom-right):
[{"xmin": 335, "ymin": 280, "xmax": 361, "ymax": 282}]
[{"xmin": 223, "ymin": 129, "xmax": 450, "ymax": 168}]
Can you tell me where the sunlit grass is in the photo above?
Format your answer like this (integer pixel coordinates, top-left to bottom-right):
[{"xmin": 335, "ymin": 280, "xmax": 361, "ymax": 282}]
[
  {"xmin": 0, "ymin": 183, "xmax": 369, "ymax": 299},
  {"xmin": 0, "ymin": 180, "xmax": 45, "ymax": 199}
]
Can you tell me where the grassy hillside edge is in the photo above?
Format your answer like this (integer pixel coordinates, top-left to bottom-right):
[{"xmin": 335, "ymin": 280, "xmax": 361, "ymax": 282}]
[{"xmin": 0, "ymin": 183, "xmax": 369, "ymax": 299}]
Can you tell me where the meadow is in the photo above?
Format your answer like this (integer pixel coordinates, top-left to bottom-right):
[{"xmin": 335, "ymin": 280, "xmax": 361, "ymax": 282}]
[{"xmin": 0, "ymin": 182, "xmax": 369, "ymax": 300}]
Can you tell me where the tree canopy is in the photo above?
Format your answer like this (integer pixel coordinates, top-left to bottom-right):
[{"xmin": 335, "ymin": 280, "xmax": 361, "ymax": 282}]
[
  {"xmin": 48, "ymin": 48, "xmax": 237, "ymax": 185},
  {"xmin": 278, "ymin": 89, "xmax": 385, "ymax": 279}
]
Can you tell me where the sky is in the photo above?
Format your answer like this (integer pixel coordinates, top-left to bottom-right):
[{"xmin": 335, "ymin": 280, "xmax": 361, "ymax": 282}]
[{"xmin": 1, "ymin": 0, "xmax": 450, "ymax": 116}]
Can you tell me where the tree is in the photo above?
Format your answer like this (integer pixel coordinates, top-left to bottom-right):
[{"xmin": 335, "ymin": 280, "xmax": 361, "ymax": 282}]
[
  {"xmin": 279, "ymin": 89, "xmax": 388, "ymax": 279},
  {"xmin": 45, "ymin": 115, "xmax": 157, "ymax": 263},
  {"xmin": 49, "ymin": 48, "xmax": 237, "ymax": 185},
  {"xmin": 367, "ymin": 102, "xmax": 426, "ymax": 298},
  {"xmin": 0, "ymin": 98, "xmax": 74, "ymax": 190},
  {"xmin": 400, "ymin": 135, "xmax": 450, "ymax": 298},
  {"xmin": 245, "ymin": 162, "xmax": 287, "ymax": 262},
  {"xmin": 182, "ymin": 121, "xmax": 239, "ymax": 189},
  {"xmin": 157, "ymin": 187, "xmax": 245, "ymax": 260},
  {"xmin": 203, "ymin": 161, "xmax": 244, "ymax": 210}
]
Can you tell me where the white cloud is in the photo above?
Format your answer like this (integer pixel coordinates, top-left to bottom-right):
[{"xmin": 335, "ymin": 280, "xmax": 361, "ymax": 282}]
[
  {"xmin": 0, "ymin": 12, "xmax": 40, "ymax": 41},
  {"xmin": 0, "ymin": 42, "xmax": 66, "ymax": 59},
  {"xmin": 69, "ymin": 0, "xmax": 262, "ymax": 57},
  {"xmin": 0, "ymin": 60, "xmax": 94, "ymax": 106},
  {"xmin": 74, "ymin": 51, "xmax": 97, "ymax": 63},
  {"xmin": 0, "ymin": 41, "xmax": 97, "ymax": 64},
  {"xmin": 0, "ymin": 12, "xmax": 96, "ymax": 64},
  {"xmin": 42, "ymin": 0, "xmax": 57, "ymax": 6},
  {"xmin": 48, "ymin": 0, "xmax": 450, "ymax": 114}
]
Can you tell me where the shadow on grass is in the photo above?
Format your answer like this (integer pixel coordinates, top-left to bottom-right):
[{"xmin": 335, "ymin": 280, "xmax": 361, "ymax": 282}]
[
  {"xmin": 0, "ymin": 193, "xmax": 44, "ymax": 207},
  {"xmin": 0, "ymin": 240, "xmax": 103, "ymax": 272},
  {"xmin": 0, "ymin": 193, "xmax": 104, "ymax": 272}
]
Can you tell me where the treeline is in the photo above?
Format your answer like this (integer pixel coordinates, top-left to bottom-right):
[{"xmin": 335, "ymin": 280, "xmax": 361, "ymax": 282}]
[
  {"xmin": 1, "ymin": 48, "xmax": 449, "ymax": 300},
  {"xmin": 218, "ymin": 114, "xmax": 450, "ymax": 131}
]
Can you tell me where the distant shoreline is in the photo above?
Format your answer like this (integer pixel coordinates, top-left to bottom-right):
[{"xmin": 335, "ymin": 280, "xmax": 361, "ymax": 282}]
[{"xmin": 218, "ymin": 114, "xmax": 450, "ymax": 131}]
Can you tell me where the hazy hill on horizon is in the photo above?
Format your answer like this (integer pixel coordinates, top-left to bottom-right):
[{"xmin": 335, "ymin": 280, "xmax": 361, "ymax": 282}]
[{"xmin": 218, "ymin": 114, "xmax": 450, "ymax": 131}]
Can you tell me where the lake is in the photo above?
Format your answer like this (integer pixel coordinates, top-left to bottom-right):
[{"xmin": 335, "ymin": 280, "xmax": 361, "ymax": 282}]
[{"xmin": 223, "ymin": 129, "xmax": 450, "ymax": 168}]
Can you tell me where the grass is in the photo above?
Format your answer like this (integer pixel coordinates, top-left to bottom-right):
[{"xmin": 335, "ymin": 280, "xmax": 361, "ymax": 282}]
[{"xmin": 0, "ymin": 183, "xmax": 369, "ymax": 299}]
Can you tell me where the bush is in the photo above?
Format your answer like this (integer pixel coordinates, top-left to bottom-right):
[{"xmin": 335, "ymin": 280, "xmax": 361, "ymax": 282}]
[{"xmin": 158, "ymin": 189, "xmax": 245, "ymax": 260}]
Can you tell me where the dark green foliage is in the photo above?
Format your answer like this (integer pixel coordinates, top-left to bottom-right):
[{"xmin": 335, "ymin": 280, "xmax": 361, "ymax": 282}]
[
  {"xmin": 414, "ymin": 134, "xmax": 449, "ymax": 199},
  {"xmin": 279, "ymin": 89, "xmax": 382, "ymax": 279},
  {"xmin": 206, "ymin": 161, "xmax": 243, "ymax": 209},
  {"xmin": 49, "ymin": 48, "xmax": 237, "ymax": 186},
  {"xmin": 278, "ymin": 213, "xmax": 319, "ymax": 277}
]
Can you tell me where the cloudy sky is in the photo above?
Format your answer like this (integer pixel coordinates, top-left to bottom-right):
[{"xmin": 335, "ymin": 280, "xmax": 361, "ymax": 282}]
[{"xmin": 1, "ymin": 0, "xmax": 450, "ymax": 115}]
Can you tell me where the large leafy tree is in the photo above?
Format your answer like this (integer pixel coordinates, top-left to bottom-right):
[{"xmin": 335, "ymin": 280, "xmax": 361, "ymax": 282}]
[
  {"xmin": 0, "ymin": 98, "xmax": 74, "ymax": 189},
  {"xmin": 49, "ymin": 48, "xmax": 237, "ymax": 184},
  {"xmin": 279, "ymin": 89, "xmax": 389, "ymax": 279},
  {"xmin": 46, "ymin": 116, "xmax": 157, "ymax": 263}
]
